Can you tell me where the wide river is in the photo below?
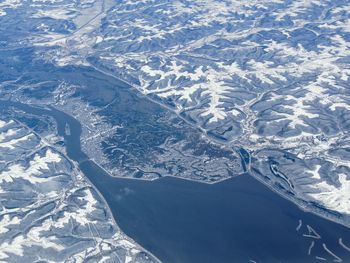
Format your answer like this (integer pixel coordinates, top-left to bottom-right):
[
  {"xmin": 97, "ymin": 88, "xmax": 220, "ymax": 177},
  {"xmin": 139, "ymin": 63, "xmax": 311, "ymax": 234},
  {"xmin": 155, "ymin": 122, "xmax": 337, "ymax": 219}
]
[{"xmin": 2, "ymin": 99, "xmax": 350, "ymax": 263}]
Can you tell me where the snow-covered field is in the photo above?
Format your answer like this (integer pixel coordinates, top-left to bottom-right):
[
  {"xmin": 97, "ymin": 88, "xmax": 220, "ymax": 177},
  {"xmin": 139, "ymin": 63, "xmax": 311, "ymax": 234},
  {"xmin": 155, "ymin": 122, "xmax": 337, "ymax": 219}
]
[
  {"xmin": 0, "ymin": 116, "xmax": 158, "ymax": 262},
  {"xmin": 1, "ymin": 0, "xmax": 350, "ymax": 232}
]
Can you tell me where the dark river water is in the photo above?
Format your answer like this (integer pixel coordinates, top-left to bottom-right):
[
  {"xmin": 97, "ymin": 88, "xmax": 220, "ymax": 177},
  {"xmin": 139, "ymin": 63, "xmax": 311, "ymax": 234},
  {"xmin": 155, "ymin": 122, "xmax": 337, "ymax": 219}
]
[{"xmin": 2, "ymin": 99, "xmax": 350, "ymax": 263}]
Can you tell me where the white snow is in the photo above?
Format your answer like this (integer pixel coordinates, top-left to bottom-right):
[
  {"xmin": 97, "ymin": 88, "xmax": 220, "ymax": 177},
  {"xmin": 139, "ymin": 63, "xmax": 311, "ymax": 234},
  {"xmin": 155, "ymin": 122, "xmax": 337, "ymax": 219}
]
[
  {"xmin": 309, "ymin": 173, "xmax": 350, "ymax": 215},
  {"xmin": 0, "ymin": 134, "xmax": 35, "ymax": 150},
  {"xmin": 0, "ymin": 0, "xmax": 21, "ymax": 17},
  {"xmin": 0, "ymin": 148, "xmax": 62, "ymax": 184},
  {"xmin": 308, "ymin": 165, "xmax": 322, "ymax": 180}
]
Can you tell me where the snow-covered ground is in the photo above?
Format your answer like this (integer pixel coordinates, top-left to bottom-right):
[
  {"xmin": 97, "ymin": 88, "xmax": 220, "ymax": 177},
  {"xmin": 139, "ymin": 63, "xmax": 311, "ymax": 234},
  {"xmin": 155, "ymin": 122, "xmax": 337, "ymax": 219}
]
[
  {"xmin": 1, "ymin": 0, "xmax": 350, "ymax": 228},
  {"xmin": 0, "ymin": 116, "xmax": 159, "ymax": 262}
]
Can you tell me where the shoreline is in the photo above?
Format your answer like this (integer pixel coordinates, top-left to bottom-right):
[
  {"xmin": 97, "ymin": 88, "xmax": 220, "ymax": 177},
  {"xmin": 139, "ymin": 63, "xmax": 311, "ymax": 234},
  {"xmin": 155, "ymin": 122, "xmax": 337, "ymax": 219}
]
[
  {"xmin": 82, "ymin": 63, "xmax": 350, "ymax": 231},
  {"xmin": 0, "ymin": 100, "xmax": 162, "ymax": 263},
  {"xmin": 2, "ymin": 96, "xmax": 349, "ymax": 263}
]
